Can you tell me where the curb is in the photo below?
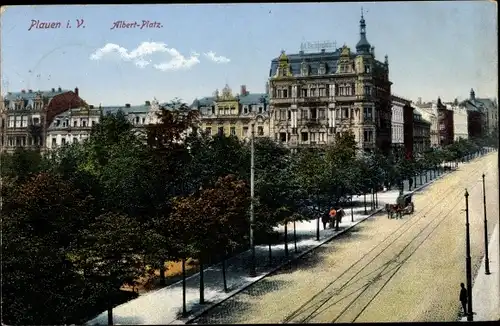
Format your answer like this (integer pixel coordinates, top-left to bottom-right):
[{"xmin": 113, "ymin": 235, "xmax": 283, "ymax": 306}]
[
  {"xmin": 184, "ymin": 166, "xmax": 463, "ymax": 324},
  {"xmin": 182, "ymin": 206, "xmax": 383, "ymax": 324}
]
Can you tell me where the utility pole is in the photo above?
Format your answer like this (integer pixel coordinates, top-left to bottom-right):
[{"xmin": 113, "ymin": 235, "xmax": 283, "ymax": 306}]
[
  {"xmin": 464, "ymin": 189, "xmax": 473, "ymax": 321},
  {"xmin": 249, "ymin": 123, "xmax": 256, "ymax": 277},
  {"xmin": 482, "ymin": 174, "xmax": 491, "ymax": 275}
]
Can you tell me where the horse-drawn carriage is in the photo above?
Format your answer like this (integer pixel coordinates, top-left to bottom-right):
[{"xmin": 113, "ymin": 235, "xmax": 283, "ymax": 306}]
[{"xmin": 385, "ymin": 193, "xmax": 414, "ymax": 219}]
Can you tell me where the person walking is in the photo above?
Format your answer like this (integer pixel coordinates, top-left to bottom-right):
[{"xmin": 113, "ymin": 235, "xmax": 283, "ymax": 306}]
[{"xmin": 459, "ymin": 283, "xmax": 468, "ymax": 316}]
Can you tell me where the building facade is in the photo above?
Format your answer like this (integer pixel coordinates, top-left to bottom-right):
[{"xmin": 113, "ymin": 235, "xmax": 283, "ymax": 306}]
[
  {"xmin": 437, "ymin": 98, "xmax": 454, "ymax": 146},
  {"xmin": 413, "ymin": 111, "xmax": 431, "ymax": 154},
  {"xmin": 391, "ymin": 95, "xmax": 409, "ymax": 149},
  {"xmin": 459, "ymin": 89, "xmax": 486, "ymax": 139},
  {"xmin": 268, "ymin": 13, "xmax": 393, "ymax": 153},
  {"xmin": 446, "ymin": 102, "xmax": 468, "ymax": 141},
  {"xmin": 191, "ymin": 84, "xmax": 270, "ymax": 140},
  {"xmin": 1, "ymin": 87, "xmax": 86, "ymax": 153},
  {"xmin": 413, "ymin": 101, "xmax": 439, "ymax": 147},
  {"xmin": 403, "ymin": 105, "xmax": 414, "ymax": 159},
  {"xmin": 45, "ymin": 99, "xmax": 163, "ymax": 149}
]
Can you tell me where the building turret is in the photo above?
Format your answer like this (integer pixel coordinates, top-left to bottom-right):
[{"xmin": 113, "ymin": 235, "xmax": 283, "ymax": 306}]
[
  {"xmin": 355, "ymin": 7, "xmax": 371, "ymax": 54},
  {"xmin": 470, "ymin": 88, "xmax": 475, "ymax": 100}
]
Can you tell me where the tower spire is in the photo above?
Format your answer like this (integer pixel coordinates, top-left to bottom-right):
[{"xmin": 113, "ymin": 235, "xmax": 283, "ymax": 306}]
[{"xmin": 356, "ymin": 7, "xmax": 371, "ymax": 54}]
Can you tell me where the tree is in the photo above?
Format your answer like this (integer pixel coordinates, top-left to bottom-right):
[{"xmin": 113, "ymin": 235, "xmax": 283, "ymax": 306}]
[
  {"xmin": 72, "ymin": 212, "xmax": 152, "ymax": 325},
  {"xmin": 170, "ymin": 174, "xmax": 250, "ymax": 303},
  {"xmin": 2, "ymin": 173, "xmax": 95, "ymax": 325}
]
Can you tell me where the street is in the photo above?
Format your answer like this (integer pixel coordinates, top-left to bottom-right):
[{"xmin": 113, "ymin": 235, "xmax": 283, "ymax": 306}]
[{"xmin": 192, "ymin": 153, "xmax": 499, "ymax": 323}]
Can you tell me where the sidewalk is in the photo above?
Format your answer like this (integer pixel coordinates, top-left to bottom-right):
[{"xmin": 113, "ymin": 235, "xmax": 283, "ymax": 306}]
[
  {"xmin": 460, "ymin": 223, "xmax": 500, "ymax": 322},
  {"xmin": 86, "ymin": 167, "xmax": 453, "ymax": 325}
]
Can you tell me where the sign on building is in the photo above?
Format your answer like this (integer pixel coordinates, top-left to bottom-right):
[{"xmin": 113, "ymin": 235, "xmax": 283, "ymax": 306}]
[{"xmin": 300, "ymin": 41, "xmax": 337, "ymax": 52}]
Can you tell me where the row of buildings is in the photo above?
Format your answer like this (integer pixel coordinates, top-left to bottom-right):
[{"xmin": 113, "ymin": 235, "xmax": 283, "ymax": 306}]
[{"xmin": 1, "ymin": 13, "xmax": 497, "ymax": 156}]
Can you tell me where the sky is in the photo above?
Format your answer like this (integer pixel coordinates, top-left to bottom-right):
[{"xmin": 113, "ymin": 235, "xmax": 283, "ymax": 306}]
[{"xmin": 1, "ymin": 2, "xmax": 497, "ymax": 106}]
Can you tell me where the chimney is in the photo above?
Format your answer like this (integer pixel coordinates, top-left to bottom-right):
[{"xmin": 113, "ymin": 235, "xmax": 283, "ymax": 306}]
[
  {"xmin": 145, "ymin": 101, "xmax": 151, "ymax": 106},
  {"xmin": 125, "ymin": 103, "xmax": 131, "ymax": 108},
  {"xmin": 58, "ymin": 87, "xmax": 62, "ymax": 92},
  {"xmin": 74, "ymin": 87, "xmax": 79, "ymax": 96},
  {"xmin": 28, "ymin": 89, "xmax": 33, "ymax": 93},
  {"xmin": 240, "ymin": 85, "xmax": 247, "ymax": 96},
  {"xmin": 21, "ymin": 89, "xmax": 26, "ymax": 93},
  {"xmin": 417, "ymin": 97, "xmax": 422, "ymax": 105},
  {"xmin": 371, "ymin": 46, "xmax": 375, "ymax": 57},
  {"xmin": 51, "ymin": 88, "xmax": 55, "ymax": 92}
]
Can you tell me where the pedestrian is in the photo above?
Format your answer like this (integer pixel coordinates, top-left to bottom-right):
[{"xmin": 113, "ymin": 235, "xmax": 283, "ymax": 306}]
[{"xmin": 460, "ymin": 283, "xmax": 468, "ymax": 316}]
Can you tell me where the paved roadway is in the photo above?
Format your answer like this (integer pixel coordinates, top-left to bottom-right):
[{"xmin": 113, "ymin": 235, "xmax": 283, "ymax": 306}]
[{"xmin": 191, "ymin": 153, "xmax": 499, "ymax": 323}]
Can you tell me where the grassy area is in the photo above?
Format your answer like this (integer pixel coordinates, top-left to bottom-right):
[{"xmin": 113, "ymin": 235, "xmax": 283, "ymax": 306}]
[{"xmin": 121, "ymin": 258, "xmax": 200, "ymax": 294}]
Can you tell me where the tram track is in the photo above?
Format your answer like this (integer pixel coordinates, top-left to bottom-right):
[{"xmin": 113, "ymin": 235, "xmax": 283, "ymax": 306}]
[{"xmin": 281, "ymin": 161, "xmax": 491, "ymax": 324}]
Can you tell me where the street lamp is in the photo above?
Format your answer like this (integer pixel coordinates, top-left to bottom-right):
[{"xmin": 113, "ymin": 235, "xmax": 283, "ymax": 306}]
[
  {"xmin": 249, "ymin": 123, "xmax": 256, "ymax": 277},
  {"xmin": 464, "ymin": 189, "xmax": 473, "ymax": 321},
  {"xmin": 482, "ymin": 174, "xmax": 491, "ymax": 275}
]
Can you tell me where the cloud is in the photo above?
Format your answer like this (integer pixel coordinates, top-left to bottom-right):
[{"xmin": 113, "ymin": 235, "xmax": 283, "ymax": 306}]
[
  {"xmin": 204, "ymin": 51, "xmax": 231, "ymax": 64},
  {"xmin": 89, "ymin": 42, "xmax": 200, "ymax": 71}
]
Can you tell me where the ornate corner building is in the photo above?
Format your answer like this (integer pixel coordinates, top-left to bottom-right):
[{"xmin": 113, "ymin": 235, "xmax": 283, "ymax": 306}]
[
  {"xmin": 191, "ymin": 84, "xmax": 270, "ymax": 140},
  {"xmin": 1, "ymin": 87, "xmax": 86, "ymax": 153},
  {"xmin": 267, "ymin": 13, "xmax": 393, "ymax": 154}
]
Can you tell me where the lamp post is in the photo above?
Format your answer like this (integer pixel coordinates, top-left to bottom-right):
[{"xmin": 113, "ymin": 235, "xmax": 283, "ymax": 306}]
[
  {"xmin": 249, "ymin": 123, "xmax": 256, "ymax": 277},
  {"xmin": 482, "ymin": 174, "xmax": 491, "ymax": 275},
  {"xmin": 464, "ymin": 189, "xmax": 473, "ymax": 321}
]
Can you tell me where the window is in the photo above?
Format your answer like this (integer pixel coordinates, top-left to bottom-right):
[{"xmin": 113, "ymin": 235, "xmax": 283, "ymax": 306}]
[
  {"xmin": 142, "ymin": 118, "xmax": 145, "ymax": 124},
  {"xmin": 287, "ymin": 111, "xmax": 291, "ymax": 120},
  {"xmin": 319, "ymin": 63, "xmax": 326, "ymax": 75},
  {"xmin": 283, "ymin": 89, "xmax": 288, "ymax": 98},
  {"xmin": 218, "ymin": 126, "xmax": 224, "ymax": 135},
  {"xmin": 364, "ymin": 129, "xmax": 374, "ymax": 142},
  {"xmin": 243, "ymin": 127, "xmax": 249, "ymax": 136},
  {"xmin": 277, "ymin": 89, "xmax": 283, "ymax": 98},
  {"xmin": 280, "ymin": 109, "xmax": 287, "ymax": 120},
  {"xmin": 319, "ymin": 132, "xmax": 326, "ymax": 142},
  {"xmin": 230, "ymin": 127, "xmax": 236, "ymax": 136},
  {"xmin": 52, "ymin": 138, "xmax": 57, "ymax": 147},
  {"xmin": 8, "ymin": 117, "xmax": 14, "ymax": 127},
  {"xmin": 365, "ymin": 65, "xmax": 371, "ymax": 73},
  {"xmin": 279, "ymin": 132, "xmax": 287, "ymax": 142},
  {"xmin": 244, "ymin": 107, "xmax": 248, "ymax": 114},
  {"xmin": 205, "ymin": 127, "xmax": 212, "ymax": 135},
  {"xmin": 342, "ymin": 108, "xmax": 349, "ymax": 119},
  {"xmin": 61, "ymin": 138, "xmax": 66, "ymax": 146},
  {"xmin": 310, "ymin": 108, "xmax": 317, "ymax": 120},
  {"xmin": 301, "ymin": 88, "xmax": 308, "ymax": 97},
  {"xmin": 73, "ymin": 120, "xmax": 77, "ymax": 127},
  {"xmin": 364, "ymin": 86, "xmax": 371, "ymax": 96},
  {"xmin": 310, "ymin": 88, "xmax": 317, "ymax": 97},
  {"xmin": 82, "ymin": 120, "xmax": 87, "ymax": 127},
  {"xmin": 73, "ymin": 137, "xmax": 78, "ymax": 143},
  {"xmin": 301, "ymin": 109, "xmax": 309, "ymax": 120},
  {"xmin": 8, "ymin": 137, "xmax": 14, "ymax": 146},
  {"xmin": 211, "ymin": 106, "xmax": 215, "ymax": 115},
  {"xmin": 301, "ymin": 132, "xmax": 308, "ymax": 142},
  {"xmin": 21, "ymin": 116, "xmax": 28, "ymax": 127},
  {"xmin": 258, "ymin": 126, "xmax": 264, "ymax": 136},
  {"xmin": 363, "ymin": 107, "xmax": 373, "ymax": 121},
  {"xmin": 318, "ymin": 109, "xmax": 325, "ymax": 119},
  {"xmin": 259, "ymin": 107, "xmax": 263, "ymax": 113},
  {"xmin": 319, "ymin": 88, "xmax": 326, "ymax": 97},
  {"xmin": 310, "ymin": 132, "xmax": 316, "ymax": 141},
  {"xmin": 292, "ymin": 127, "xmax": 297, "ymax": 135},
  {"xmin": 92, "ymin": 120, "xmax": 96, "ymax": 126}
]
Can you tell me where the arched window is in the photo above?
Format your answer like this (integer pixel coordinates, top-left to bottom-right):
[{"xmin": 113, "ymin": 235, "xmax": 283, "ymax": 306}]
[{"xmin": 301, "ymin": 62, "xmax": 309, "ymax": 76}]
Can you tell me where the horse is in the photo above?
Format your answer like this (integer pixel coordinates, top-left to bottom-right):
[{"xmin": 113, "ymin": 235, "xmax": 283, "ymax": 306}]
[
  {"xmin": 322, "ymin": 209, "xmax": 346, "ymax": 229},
  {"xmin": 385, "ymin": 204, "xmax": 403, "ymax": 219}
]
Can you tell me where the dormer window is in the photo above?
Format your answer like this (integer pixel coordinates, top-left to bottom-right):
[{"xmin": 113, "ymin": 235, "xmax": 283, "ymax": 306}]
[
  {"xmin": 301, "ymin": 62, "xmax": 309, "ymax": 76},
  {"xmin": 244, "ymin": 107, "xmax": 248, "ymax": 114},
  {"xmin": 319, "ymin": 63, "xmax": 326, "ymax": 75}
]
